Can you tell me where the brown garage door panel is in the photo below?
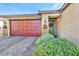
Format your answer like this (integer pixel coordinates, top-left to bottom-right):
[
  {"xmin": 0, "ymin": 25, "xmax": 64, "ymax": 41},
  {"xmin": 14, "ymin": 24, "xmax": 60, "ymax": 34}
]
[{"xmin": 10, "ymin": 20, "xmax": 41, "ymax": 36}]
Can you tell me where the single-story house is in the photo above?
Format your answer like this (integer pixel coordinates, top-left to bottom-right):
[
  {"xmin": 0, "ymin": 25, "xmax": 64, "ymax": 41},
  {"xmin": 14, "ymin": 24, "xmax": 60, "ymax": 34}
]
[{"xmin": 0, "ymin": 3, "xmax": 79, "ymax": 47}]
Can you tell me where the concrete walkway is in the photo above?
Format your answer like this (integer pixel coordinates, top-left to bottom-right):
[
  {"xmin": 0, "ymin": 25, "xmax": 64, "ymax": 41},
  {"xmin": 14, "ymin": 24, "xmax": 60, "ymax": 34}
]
[{"xmin": 0, "ymin": 36, "xmax": 37, "ymax": 56}]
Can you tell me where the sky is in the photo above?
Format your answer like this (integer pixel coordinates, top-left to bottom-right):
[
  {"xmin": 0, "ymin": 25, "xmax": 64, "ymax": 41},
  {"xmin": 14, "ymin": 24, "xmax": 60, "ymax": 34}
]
[{"xmin": 0, "ymin": 3, "xmax": 64, "ymax": 15}]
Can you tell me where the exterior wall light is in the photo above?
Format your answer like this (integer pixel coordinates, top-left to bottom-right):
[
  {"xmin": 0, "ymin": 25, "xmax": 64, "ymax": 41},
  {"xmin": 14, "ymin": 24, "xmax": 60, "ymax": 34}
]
[{"xmin": 43, "ymin": 20, "xmax": 47, "ymax": 29}]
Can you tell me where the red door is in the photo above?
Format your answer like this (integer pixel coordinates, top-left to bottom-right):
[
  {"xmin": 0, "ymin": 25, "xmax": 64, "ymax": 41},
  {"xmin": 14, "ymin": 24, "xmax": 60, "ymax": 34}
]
[{"xmin": 10, "ymin": 20, "xmax": 41, "ymax": 37}]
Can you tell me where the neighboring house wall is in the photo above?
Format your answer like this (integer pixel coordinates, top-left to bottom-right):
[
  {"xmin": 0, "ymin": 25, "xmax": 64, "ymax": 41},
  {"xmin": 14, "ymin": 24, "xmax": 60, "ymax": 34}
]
[{"xmin": 57, "ymin": 4, "xmax": 79, "ymax": 47}]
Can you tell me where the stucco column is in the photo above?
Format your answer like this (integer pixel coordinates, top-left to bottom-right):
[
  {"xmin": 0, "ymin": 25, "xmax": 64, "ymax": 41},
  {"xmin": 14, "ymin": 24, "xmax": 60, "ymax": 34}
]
[
  {"xmin": 41, "ymin": 14, "xmax": 49, "ymax": 34},
  {"xmin": 3, "ymin": 18, "xmax": 8, "ymax": 36},
  {"xmin": 6, "ymin": 19, "xmax": 10, "ymax": 36}
]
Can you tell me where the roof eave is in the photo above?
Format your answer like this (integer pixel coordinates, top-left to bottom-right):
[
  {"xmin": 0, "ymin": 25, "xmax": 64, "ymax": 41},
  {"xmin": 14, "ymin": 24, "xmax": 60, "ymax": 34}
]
[
  {"xmin": 59, "ymin": 3, "xmax": 70, "ymax": 12},
  {"xmin": 38, "ymin": 10, "xmax": 60, "ymax": 15},
  {"xmin": 0, "ymin": 14, "xmax": 40, "ymax": 18},
  {"xmin": 38, "ymin": 3, "xmax": 69, "ymax": 14}
]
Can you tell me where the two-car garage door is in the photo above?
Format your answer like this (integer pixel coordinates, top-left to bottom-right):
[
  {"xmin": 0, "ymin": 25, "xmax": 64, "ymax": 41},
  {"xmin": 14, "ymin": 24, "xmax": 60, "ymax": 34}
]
[{"xmin": 10, "ymin": 19, "xmax": 41, "ymax": 37}]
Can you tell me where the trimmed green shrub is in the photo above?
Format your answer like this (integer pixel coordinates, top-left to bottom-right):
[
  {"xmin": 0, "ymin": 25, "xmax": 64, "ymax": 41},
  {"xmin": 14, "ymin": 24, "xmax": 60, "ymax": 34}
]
[
  {"xmin": 33, "ymin": 33, "xmax": 79, "ymax": 56},
  {"xmin": 35, "ymin": 33, "xmax": 54, "ymax": 46},
  {"xmin": 77, "ymin": 48, "xmax": 79, "ymax": 55}
]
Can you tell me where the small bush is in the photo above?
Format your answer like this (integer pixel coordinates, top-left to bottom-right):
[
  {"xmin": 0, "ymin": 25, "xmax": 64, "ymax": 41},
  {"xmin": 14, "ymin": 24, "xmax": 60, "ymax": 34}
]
[
  {"xmin": 33, "ymin": 33, "xmax": 79, "ymax": 56},
  {"xmin": 77, "ymin": 48, "xmax": 79, "ymax": 55},
  {"xmin": 35, "ymin": 33, "xmax": 54, "ymax": 46}
]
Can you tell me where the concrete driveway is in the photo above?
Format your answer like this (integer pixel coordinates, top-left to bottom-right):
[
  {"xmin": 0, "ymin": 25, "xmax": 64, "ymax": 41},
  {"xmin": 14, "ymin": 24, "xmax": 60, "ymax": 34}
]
[{"xmin": 0, "ymin": 36, "xmax": 37, "ymax": 56}]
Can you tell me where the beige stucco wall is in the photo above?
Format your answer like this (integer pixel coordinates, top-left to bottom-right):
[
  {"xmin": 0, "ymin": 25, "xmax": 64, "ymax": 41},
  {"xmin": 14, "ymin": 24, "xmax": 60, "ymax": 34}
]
[{"xmin": 57, "ymin": 4, "xmax": 79, "ymax": 47}]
